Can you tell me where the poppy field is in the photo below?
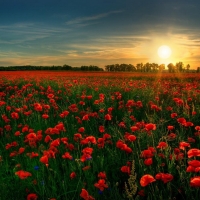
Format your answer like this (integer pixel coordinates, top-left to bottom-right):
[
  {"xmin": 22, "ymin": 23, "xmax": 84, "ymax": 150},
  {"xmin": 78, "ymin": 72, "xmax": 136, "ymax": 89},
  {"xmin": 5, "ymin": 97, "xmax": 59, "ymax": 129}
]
[{"xmin": 1, "ymin": 71, "xmax": 200, "ymax": 200}]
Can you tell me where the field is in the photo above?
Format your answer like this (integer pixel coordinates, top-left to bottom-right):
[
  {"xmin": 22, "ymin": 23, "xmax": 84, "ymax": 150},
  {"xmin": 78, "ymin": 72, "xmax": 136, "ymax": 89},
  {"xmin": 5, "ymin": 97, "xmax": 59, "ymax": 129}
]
[{"xmin": 1, "ymin": 71, "xmax": 200, "ymax": 200}]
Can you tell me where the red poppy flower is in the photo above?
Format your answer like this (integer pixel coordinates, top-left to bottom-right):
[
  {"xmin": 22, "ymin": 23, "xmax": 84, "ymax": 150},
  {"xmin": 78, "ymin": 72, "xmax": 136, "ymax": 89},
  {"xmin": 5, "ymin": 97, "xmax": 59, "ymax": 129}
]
[
  {"xmin": 40, "ymin": 155, "xmax": 49, "ymax": 165},
  {"xmin": 157, "ymin": 142, "xmax": 168, "ymax": 149},
  {"xmin": 144, "ymin": 158, "xmax": 153, "ymax": 166},
  {"xmin": 141, "ymin": 150, "xmax": 154, "ymax": 158},
  {"xmin": 140, "ymin": 174, "xmax": 156, "ymax": 187},
  {"xmin": 98, "ymin": 172, "xmax": 107, "ymax": 179},
  {"xmin": 104, "ymin": 114, "xmax": 112, "ymax": 121},
  {"xmin": 15, "ymin": 170, "xmax": 32, "ymax": 179},
  {"xmin": 155, "ymin": 173, "xmax": 173, "ymax": 184},
  {"xmin": 145, "ymin": 123, "xmax": 156, "ymax": 131},
  {"xmin": 80, "ymin": 189, "xmax": 95, "ymax": 200},
  {"xmin": 62, "ymin": 152, "xmax": 73, "ymax": 160},
  {"xmin": 99, "ymin": 125, "xmax": 105, "ymax": 133},
  {"xmin": 94, "ymin": 179, "xmax": 108, "ymax": 191},
  {"xmin": 171, "ymin": 113, "xmax": 177, "ymax": 118},
  {"xmin": 179, "ymin": 142, "xmax": 190, "ymax": 150},
  {"xmin": 188, "ymin": 160, "xmax": 200, "ymax": 168},
  {"xmin": 82, "ymin": 114, "xmax": 89, "ymax": 121},
  {"xmin": 27, "ymin": 193, "xmax": 38, "ymax": 200},
  {"xmin": 190, "ymin": 176, "xmax": 200, "ymax": 187},
  {"xmin": 18, "ymin": 147, "xmax": 25, "ymax": 154},
  {"xmin": 70, "ymin": 172, "xmax": 76, "ymax": 179},
  {"xmin": 127, "ymin": 134, "xmax": 137, "ymax": 142},
  {"xmin": 121, "ymin": 166, "xmax": 131, "ymax": 174},
  {"xmin": 187, "ymin": 148, "xmax": 200, "ymax": 158},
  {"xmin": 177, "ymin": 117, "xmax": 186, "ymax": 125},
  {"xmin": 78, "ymin": 127, "xmax": 85, "ymax": 133},
  {"xmin": 42, "ymin": 114, "xmax": 49, "ymax": 119}
]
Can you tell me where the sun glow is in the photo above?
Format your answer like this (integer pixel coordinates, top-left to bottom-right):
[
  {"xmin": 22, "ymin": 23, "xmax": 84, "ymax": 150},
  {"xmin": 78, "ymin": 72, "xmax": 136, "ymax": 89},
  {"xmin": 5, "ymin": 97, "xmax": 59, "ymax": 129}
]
[{"xmin": 157, "ymin": 45, "xmax": 172, "ymax": 59}]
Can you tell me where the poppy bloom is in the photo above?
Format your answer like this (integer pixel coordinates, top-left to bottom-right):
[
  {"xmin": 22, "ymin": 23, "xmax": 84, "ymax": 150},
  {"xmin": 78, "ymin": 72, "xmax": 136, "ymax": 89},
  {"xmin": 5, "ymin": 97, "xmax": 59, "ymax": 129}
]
[
  {"xmin": 187, "ymin": 148, "xmax": 200, "ymax": 158},
  {"xmin": 104, "ymin": 114, "xmax": 112, "ymax": 121},
  {"xmin": 18, "ymin": 147, "xmax": 25, "ymax": 154},
  {"xmin": 70, "ymin": 172, "xmax": 76, "ymax": 179},
  {"xmin": 127, "ymin": 134, "xmax": 137, "ymax": 142},
  {"xmin": 62, "ymin": 152, "xmax": 73, "ymax": 160},
  {"xmin": 190, "ymin": 176, "xmax": 200, "ymax": 187},
  {"xmin": 82, "ymin": 114, "xmax": 89, "ymax": 121},
  {"xmin": 157, "ymin": 142, "xmax": 168, "ymax": 149},
  {"xmin": 27, "ymin": 193, "xmax": 38, "ymax": 200},
  {"xmin": 155, "ymin": 173, "xmax": 173, "ymax": 184},
  {"xmin": 179, "ymin": 142, "xmax": 190, "ymax": 150},
  {"xmin": 121, "ymin": 166, "xmax": 131, "ymax": 174},
  {"xmin": 40, "ymin": 155, "xmax": 49, "ymax": 165},
  {"xmin": 144, "ymin": 158, "xmax": 153, "ymax": 166},
  {"xmin": 188, "ymin": 160, "xmax": 200, "ymax": 168},
  {"xmin": 140, "ymin": 174, "xmax": 156, "ymax": 187},
  {"xmin": 98, "ymin": 172, "xmax": 107, "ymax": 179},
  {"xmin": 42, "ymin": 114, "xmax": 49, "ymax": 119},
  {"xmin": 171, "ymin": 113, "xmax": 177, "ymax": 118},
  {"xmin": 99, "ymin": 125, "xmax": 105, "ymax": 133},
  {"xmin": 94, "ymin": 179, "xmax": 108, "ymax": 191},
  {"xmin": 11, "ymin": 112, "xmax": 19, "ymax": 119},
  {"xmin": 80, "ymin": 189, "xmax": 95, "ymax": 200},
  {"xmin": 141, "ymin": 150, "xmax": 154, "ymax": 158},
  {"xmin": 15, "ymin": 170, "xmax": 32, "ymax": 179}
]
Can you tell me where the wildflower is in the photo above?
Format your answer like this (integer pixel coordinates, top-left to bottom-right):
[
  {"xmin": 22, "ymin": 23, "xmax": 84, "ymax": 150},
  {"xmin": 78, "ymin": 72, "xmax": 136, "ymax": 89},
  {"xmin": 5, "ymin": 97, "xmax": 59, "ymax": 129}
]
[
  {"xmin": 80, "ymin": 189, "xmax": 95, "ymax": 200},
  {"xmin": 78, "ymin": 127, "xmax": 85, "ymax": 133},
  {"xmin": 18, "ymin": 147, "xmax": 25, "ymax": 154},
  {"xmin": 62, "ymin": 152, "xmax": 73, "ymax": 160},
  {"xmin": 141, "ymin": 150, "xmax": 154, "ymax": 158},
  {"xmin": 188, "ymin": 160, "xmax": 200, "ymax": 168},
  {"xmin": 98, "ymin": 172, "xmax": 107, "ymax": 179},
  {"xmin": 42, "ymin": 114, "xmax": 49, "ymax": 119},
  {"xmin": 121, "ymin": 166, "xmax": 131, "ymax": 174},
  {"xmin": 34, "ymin": 166, "xmax": 39, "ymax": 170},
  {"xmin": 127, "ymin": 134, "xmax": 137, "ymax": 142},
  {"xmin": 104, "ymin": 114, "xmax": 112, "ymax": 121},
  {"xmin": 157, "ymin": 142, "xmax": 168, "ymax": 149},
  {"xmin": 27, "ymin": 193, "xmax": 38, "ymax": 200},
  {"xmin": 99, "ymin": 126, "xmax": 105, "ymax": 133},
  {"xmin": 40, "ymin": 155, "xmax": 49, "ymax": 165},
  {"xmin": 155, "ymin": 173, "xmax": 173, "ymax": 184},
  {"xmin": 140, "ymin": 174, "xmax": 156, "ymax": 187},
  {"xmin": 15, "ymin": 170, "xmax": 32, "ymax": 179},
  {"xmin": 94, "ymin": 179, "xmax": 108, "ymax": 191},
  {"xmin": 144, "ymin": 158, "xmax": 153, "ymax": 166},
  {"xmin": 171, "ymin": 113, "xmax": 177, "ymax": 118},
  {"xmin": 11, "ymin": 112, "xmax": 19, "ymax": 119},
  {"xmin": 187, "ymin": 148, "xmax": 200, "ymax": 158},
  {"xmin": 70, "ymin": 172, "xmax": 76, "ymax": 179},
  {"xmin": 82, "ymin": 114, "xmax": 89, "ymax": 121},
  {"xmin": 179, "ymin": 142, "xmax": 190, "ymax": 150},
  {"xmin": 145, "ymin": 123, "xmax": 156, "ymax": 131},
  {"xmin": 190, "ymin": 176, "xmax": 200, "ymax": 187}
]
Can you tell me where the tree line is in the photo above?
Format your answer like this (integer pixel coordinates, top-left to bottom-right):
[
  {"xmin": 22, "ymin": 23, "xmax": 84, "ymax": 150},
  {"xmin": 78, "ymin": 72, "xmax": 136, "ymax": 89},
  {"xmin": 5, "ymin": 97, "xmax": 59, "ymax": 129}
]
[
  {"xmin": 0, "ymin": 62, "xmax": 197, "ymax": 72},
  {"xmin": 0, "ymin": 65, "xmax": 104, "ymax": 71},
  {"xmin": 105, "ymin": 62, "xmax": 192, "ymax": 72}
]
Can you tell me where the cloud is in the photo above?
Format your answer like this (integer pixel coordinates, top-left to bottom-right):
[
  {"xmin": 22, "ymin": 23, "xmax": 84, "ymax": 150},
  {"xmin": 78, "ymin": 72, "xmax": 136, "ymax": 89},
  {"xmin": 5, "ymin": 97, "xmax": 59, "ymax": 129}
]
[{"xmin": 65, "ymin": 10, "xmax": 123, "ymax": 26}]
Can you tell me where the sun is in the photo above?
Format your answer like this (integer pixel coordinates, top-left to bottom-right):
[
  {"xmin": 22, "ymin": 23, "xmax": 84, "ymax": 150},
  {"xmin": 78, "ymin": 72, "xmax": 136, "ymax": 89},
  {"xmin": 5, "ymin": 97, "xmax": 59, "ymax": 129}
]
[{"xmin": 157, "ymin": 45, "xmax": 172, "ymax": 59}]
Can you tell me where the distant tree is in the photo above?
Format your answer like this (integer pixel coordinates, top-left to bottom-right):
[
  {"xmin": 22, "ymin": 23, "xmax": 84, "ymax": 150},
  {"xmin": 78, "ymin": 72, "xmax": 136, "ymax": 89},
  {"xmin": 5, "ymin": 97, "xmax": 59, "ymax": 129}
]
[
  {"xmin": 158, "ymin": 64, "xmax": 165, "ymax": 72},
  {"xmin": 186, "ymin": 64, "xmax": 190, "ymax": 71},
  {"xmin": 167, "ymin": 63, "xmax": 175, "ymax": 73}
]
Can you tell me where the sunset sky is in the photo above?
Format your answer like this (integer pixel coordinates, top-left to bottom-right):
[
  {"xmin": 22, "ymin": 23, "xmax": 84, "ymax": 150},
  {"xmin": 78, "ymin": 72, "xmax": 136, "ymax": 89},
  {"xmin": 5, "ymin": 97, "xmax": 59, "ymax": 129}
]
[{"xmin": 0, "ymin": 0, "xmax": 200, "ymax": 69}]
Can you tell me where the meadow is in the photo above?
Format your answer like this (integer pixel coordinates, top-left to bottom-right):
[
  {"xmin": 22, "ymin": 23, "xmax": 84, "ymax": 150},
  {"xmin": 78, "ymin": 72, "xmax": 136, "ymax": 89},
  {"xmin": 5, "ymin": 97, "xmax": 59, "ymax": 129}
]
[{"xmin": 0, "ymin": 71, "xmax": 200, "ymax": 200}]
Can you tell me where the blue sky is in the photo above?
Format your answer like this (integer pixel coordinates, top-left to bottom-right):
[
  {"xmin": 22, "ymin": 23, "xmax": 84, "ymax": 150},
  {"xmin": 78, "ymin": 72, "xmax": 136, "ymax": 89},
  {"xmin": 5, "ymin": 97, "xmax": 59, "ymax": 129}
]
[{"xmin": 0, "ymin": 0, "xmax": 200, "ymax": 69}]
